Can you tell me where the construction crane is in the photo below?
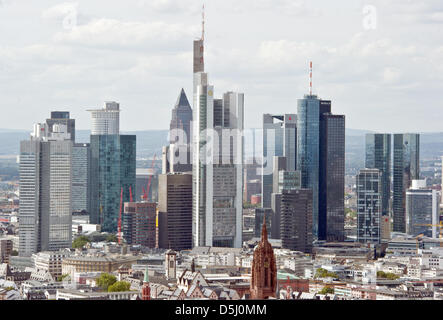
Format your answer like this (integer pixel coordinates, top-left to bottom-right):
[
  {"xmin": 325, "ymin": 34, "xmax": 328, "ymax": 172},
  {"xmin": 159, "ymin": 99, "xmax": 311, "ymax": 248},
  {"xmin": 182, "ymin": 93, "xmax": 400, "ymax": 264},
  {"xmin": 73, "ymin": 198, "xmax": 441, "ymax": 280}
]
[
  {"xmin": 143, "ymin": 154, "xmax": 157, "ymax": 202},
  {"xmin": 118, "ymin": 187, "xmax": 123, "ymax": 245}
]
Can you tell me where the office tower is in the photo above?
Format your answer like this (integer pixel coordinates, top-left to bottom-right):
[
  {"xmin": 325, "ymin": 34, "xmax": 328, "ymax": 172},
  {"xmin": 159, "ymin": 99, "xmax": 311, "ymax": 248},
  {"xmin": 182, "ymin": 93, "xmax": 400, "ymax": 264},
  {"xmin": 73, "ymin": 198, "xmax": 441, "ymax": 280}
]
[
  {"xmin": 135, "ymin": 168, "xmax": 158, "ymax": 203},
  {"xmin": 193, "ymin": 89, "xmax": 244, "ymax": 248},
  {"xmin": 254, "ymin": 208, "xmax": 272, "ymax": 238},
  {"xmin": 365, "ymin": 134, "xmax": 391, "ymax": 215},
  {"xmin": 441, "ymin": 156, "xmax": 443, "ymax": 206},
  {"xmin": 89, "ymin": 103, "xmax": 136, "ymax": 233},
  {"xmin": 406, "ymin": 180, "xmax": 440, "ymax": 238},
  {"xmin": 280, "ymin": 189, "xmax": 313, "ymax": 253},
  {"xmin": 157, "ymin": 173, "xmax": 192, "ymax": 251},
  {"xmin": 167, "ymin": 88, "xmax": 193, "ymax": 173},
  {"xmin": 122, "ymin": 202, "xmax": 156, "ymax": 247},
  {"xmin": 46, "ymin": 111, "xmax": 76, "ymax": 142},
  {"xmin": 272, "ymin": 156, "xmax": 287, "ymax": 195},
  {"xmin": 320, "ymin": 113, "xmax": 346, "ymax": 242},
  {"xmin": 0, "ymin": 238, "xmax": 13, "ymax": 264},
  {"xmin": 261, "ymin": 114, "xmax": 296, "ymax": 208},
  {"xmin": 88, "ymin": 101, "xmax": 120, "ymax": 135},
  {"xmin": 393, "ymin": 133, "xmax": 420, "ymax": 233},
  {"xmin": 297, "ymin": 95, "xmax": 345, "ymax": 241},
  {"xmin": 72, "ymin": 143, "xmax": 90, "ymax": 214},
  {"xmin": 170, "ymin": 88, "xmax": 193, "ymax": 145},
  {"xmin": 356, "ymin": 169, "xmax": 382, "ymax": 244},
  {"xmin": 19, "ymin": 123, "xmax": 73, "ymax": 256},
  {"xmin": 270, "ymin": 166, "xmax": 302, "ymax": 240}
]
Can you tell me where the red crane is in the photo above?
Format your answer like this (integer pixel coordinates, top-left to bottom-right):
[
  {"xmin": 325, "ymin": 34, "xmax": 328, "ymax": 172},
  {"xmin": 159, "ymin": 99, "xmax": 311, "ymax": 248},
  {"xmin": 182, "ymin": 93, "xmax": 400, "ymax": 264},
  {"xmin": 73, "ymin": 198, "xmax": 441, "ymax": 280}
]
[
  {"xmin": 118, "ymin": 187, "xmax": 123, "ymax": 245},
  {"xmin": 143, "ymin": 154, "xmax": 157, "ymax": 202}
]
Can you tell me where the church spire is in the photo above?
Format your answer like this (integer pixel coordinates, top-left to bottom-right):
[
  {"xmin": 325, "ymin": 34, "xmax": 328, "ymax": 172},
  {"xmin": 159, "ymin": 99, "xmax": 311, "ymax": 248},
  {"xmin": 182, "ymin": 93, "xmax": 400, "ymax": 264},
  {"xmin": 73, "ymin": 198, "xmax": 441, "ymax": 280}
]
[{"xmin": 261, "ymin": 212, "xmax": 268, "ymax": 242}]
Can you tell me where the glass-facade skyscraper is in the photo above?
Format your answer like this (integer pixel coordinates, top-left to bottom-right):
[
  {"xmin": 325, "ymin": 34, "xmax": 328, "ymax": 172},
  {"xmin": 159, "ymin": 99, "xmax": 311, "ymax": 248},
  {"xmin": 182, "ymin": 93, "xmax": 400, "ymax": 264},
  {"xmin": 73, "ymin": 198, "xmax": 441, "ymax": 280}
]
[
  {"xmin": 297, "ymin": 95, "xmax": 345, "ymax": 241},
  {"xmin": 393, "ymin": 133, "xmax": 420, "ymax": 233},
  {"xmin": 356, "ymin": 168, "xmax": 382, "ymax": 244},
  {"xmin": 89, "ymin": 103, "xmax": 136, "ymax": 233},
  {"xmin": 365, "ymin": 133, "xmax": 391, "ymax": 216}
]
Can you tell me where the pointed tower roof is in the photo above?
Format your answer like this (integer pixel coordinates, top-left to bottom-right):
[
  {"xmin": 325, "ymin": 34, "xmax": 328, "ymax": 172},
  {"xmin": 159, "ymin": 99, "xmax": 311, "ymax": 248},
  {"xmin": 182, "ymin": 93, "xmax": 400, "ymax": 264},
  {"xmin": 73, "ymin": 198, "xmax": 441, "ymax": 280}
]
[
  {"xmin": 174, "ymin": 88, "xmax": 191, "ymax": 110},
  {"xmin": 144, "ymin": 266, "xmax": 149, "ymax": 283},
  {"xmin": 261, "ymin": 212, "xmax": 268, "ymax": 242}
]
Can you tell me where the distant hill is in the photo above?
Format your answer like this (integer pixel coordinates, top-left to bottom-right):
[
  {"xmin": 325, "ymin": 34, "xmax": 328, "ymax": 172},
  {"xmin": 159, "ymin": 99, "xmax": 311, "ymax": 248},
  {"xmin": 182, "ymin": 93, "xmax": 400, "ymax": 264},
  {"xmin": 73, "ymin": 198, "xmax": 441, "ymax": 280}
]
[{"xmin": 1, "ymin": 129, "xmax": 443, "ymax": 166}]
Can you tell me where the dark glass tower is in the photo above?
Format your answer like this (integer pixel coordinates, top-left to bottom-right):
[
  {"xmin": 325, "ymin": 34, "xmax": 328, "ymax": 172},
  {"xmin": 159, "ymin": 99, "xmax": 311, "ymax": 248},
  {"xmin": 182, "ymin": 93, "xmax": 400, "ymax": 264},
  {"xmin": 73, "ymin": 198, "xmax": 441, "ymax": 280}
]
[
  {"xmin": 46, "ymin": 111, "xmax": 76, "ymax": 142},
  {"xmin": 365, "ymin": 133, "xmax": 391, "ymax": 216},
  {"xmin": 89, "ymin": 135, "xmax": 136, "ymax": 233},
  {"xmin": 393, "ymin": 133, "xmax": 420, "ymax": 233},
  {"xmin": 297, "ymin": 95, "xmax": 345, "ymax": 241}
]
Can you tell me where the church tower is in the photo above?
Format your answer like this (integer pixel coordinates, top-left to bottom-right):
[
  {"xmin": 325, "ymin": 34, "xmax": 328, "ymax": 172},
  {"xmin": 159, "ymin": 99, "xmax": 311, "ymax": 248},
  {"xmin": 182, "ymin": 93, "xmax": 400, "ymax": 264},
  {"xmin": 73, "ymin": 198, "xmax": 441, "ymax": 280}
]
[
  {"xmin": 142, "ymin": 267, "xmax": 151, "ymax": 300},
  {"xmin": 250, "ymin": 215, "xmax": 277, "ymax": 299}
]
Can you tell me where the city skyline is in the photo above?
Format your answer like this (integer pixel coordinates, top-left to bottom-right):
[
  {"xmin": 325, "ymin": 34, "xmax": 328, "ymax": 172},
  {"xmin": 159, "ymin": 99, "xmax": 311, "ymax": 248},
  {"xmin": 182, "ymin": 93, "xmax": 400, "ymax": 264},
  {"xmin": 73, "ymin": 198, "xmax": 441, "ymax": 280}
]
[{"xmin": 0, "ymin": 1, "xmax": 443, "ymax": 132}]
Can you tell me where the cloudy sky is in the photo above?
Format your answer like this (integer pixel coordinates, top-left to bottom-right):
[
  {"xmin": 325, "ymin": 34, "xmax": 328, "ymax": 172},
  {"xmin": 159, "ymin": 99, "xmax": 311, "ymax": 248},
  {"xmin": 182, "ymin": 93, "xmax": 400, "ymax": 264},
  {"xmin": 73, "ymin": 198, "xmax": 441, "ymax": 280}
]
[{"xmin": 0, "ymin": 0, "xmax": 442, "ymax": 132}]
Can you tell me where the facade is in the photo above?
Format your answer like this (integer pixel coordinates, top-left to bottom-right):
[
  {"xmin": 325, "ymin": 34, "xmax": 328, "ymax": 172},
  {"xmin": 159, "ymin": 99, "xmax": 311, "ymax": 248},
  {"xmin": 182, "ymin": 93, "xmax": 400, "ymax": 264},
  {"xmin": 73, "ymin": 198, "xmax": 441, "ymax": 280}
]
[
  {"xmin": 192, "ymin": 34, "xmax": 244, "ymax": 248},
  {"xmin": 72, "ymin": 143, "xmax": 90, "ymax": 214},
  {"xmin": 356, "ymin": 169, "xmax": 382, "ymax": 244},
  {"xmin": 88, "ymin": 101, "xmax": 120, "ymax": 135},
  {"xmin": 250, "ymin": 216, "xmax": 277, "ymax": 300},
  {"xmin": 32, "ymin": 251, "xmax": 70, "ymax": 280},
  {"xmin": 122, "ymin": 202, "xmax": 157, "ymax": 248},
  {"xmin": 158, "ymin": 173, "xmax": 193, "ymax": 251},
  {"xmin": 406, "ymin": 179, "xmax": 440, "ymax": 238},
  {"xmin": 261, "ymin": 114, "xmax": 297, "ymax": 208},
  {"xmin": 0, "ymin": 238, "xmax": 13, "ymax": 264},
  {"xmin": 393, "ymin": 133, "xmax": 420, "ymax": 233},
  {"xmin": 61, "ymin": 256, "xmax": 139, "ymax": 278},
  {"xmin": 46, "ymin": 111, "xmax": 75, "ymax": 142},
  {"xmin": 365, "ymin": 134, "xmax": 391, "ymax": 215},
  {"xmin": 19, "ymin": 123, "xmax": 73, "ymax": 256},
  {"xmin": 297, "ymin": 95, "xmax": 345, "ymax": 241},
  {"xmin": 280, "ymin": 189, "xmax": 313, "ymax": 253},
  {"xmin": 168, "ymin": 88, "xmax": 193, "ymax": 173},
  {"xmin": 88, "ymin": 104, "xmax": 136, "ymax": 234}
]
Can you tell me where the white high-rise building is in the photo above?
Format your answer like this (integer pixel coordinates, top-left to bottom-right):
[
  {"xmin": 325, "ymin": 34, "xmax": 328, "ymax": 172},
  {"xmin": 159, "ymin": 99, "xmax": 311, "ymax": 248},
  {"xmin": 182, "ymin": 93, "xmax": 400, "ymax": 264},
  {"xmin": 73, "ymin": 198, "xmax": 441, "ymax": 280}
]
[
  {"xmin": 88, "ymin": 101, "xmax": 120, "ymax": 135},
  {"xmin": 19, "ymin": 123, "xmax": 73, "ymax": 256},
  {"xmin": 191, "ymin": 26, "xmax": 244, "ymax": 248}
]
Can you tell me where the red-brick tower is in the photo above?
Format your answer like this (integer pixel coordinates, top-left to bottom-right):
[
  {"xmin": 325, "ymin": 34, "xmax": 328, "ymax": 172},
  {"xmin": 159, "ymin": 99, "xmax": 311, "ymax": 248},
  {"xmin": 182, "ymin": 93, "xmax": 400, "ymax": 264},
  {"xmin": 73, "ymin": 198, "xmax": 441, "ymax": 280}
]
[
  {"xmin": 142, "ymin": 267, "xmax": 151, "ymax": 300},
  {"xmin": 250, "ymin": 215, "xmax": 277, "ymax": 299}
]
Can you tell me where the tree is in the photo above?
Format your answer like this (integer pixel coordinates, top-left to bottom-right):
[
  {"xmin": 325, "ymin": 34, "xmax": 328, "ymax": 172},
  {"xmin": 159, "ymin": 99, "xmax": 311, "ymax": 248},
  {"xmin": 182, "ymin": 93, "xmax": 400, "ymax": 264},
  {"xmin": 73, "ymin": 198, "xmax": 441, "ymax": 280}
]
[
  {"xmin": 72, "ymin": 235, "xmax": 90, "ymax": 249},
  {"xmin": 315, "ymin": 268, "xmax": 338, "ymax": 279},
  {"xmin": 318, "ymin": 286, "xmax": 334, "ymax": 295},
  {"xmin": 108, "ymin": 281, "xmax": 131, "ymax": 292},
  {"xmin": 106, "ymin": 234, "xmax": 118, "ymax": 243},
  {"xmin": 96, "ymin": 273, "xmax": 117, "ymax": 291},
  {"xmin": 10, "ymin": 250, "xmax": 18, "ymax": 256},
  {"xmin": 58, "ymin": 274, "xmax": 70, "ymax": 282},
  {"xmin": 377, "ymin": 271, "xmax": 399, "ymax": 280}
]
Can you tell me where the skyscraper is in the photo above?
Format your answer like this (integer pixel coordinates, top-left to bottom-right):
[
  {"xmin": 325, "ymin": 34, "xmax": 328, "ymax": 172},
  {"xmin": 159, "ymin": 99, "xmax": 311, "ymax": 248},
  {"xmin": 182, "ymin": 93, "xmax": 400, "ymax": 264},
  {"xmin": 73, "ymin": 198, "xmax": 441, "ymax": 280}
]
[
  {"xmin": 158, "ymin": 173, "xmax": 193, "ymax": 251},
  {"xmin": 365, "ymin": 133, "xmax": 391, "ymax": 216},
  {"xmin": 356, "ymin": 168, "xmax": 382, "ymax": 244},
  {"xmin": 191, "ymin": 27, "xmax": 244, "ymax": 248},
  {"xmin": 167, "ymin": 88, "xmax": 193, "ymax": 173},
  {"xmin": 72, "ymin": 143, "xmax": 90, "ymax": 214},
  {"xmin": 393, "ymin": 133, "xmax": 420, "ymax": 233},
  {"xmin": 122, "ymin": 202, "xmax": 157, "ymax": 247},
  {"xmin": 19, "ymin": 123, "xmax": 73, "ymax": 256},
  {"xmin": 89, "ymin": 103, "xmax": 136, "ymax": 233},
  {"xmin": 261, "ymin": 114, "xmax": 296, "ymax": 208},
  {"xmin": 406, "ymin": 179, "xmax": 440, "ymax": 238},
  {"xmin": 280, "ymin": 189, "xmax": 313, "ymax": 253},
  {"xmin": 88, "ymin": 101, "xmax": 120, "ymax": 135},
  {"xmin": 297, "ymin": 95, "xmax": 345, "ymax": 241},
  {"xmin": 46, "ymin": 111, "xmax": 76, "ymax": 142}
]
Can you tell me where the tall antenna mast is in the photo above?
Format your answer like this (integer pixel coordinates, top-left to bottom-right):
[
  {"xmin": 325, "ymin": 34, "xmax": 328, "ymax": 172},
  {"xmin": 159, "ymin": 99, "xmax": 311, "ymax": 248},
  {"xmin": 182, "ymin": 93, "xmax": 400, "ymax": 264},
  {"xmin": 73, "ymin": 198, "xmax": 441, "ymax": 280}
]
[
  {"xmin": 202, "ymin": 4, "xmax": 205, "ymax": 41},
  {"xmin": 309, "ymin": 61, "xmax": 313, "ymax": 96}
]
